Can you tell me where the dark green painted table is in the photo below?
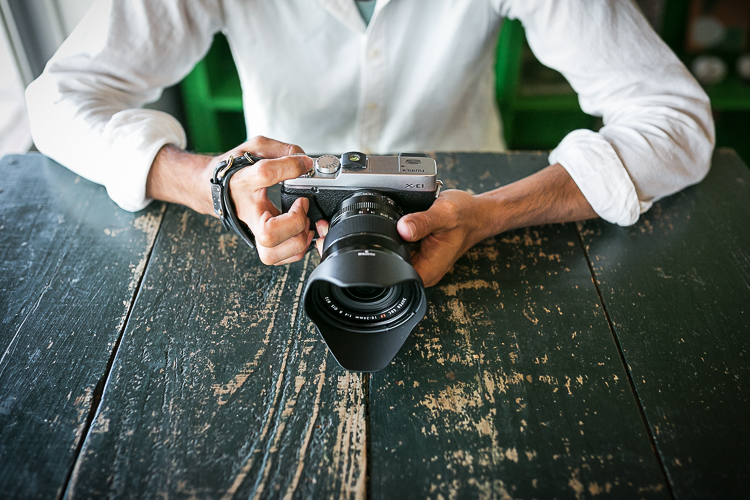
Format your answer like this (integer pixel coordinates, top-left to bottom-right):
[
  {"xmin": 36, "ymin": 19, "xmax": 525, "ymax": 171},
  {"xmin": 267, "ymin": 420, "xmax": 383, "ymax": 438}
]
[{"xmin": 1, "ymin": 151, "xmax": 748, "ymax": 499}]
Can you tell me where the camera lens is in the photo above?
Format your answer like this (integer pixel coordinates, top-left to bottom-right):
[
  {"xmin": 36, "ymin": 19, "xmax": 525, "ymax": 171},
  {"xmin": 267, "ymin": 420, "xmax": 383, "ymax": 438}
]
[
  {"xmin": 309, "ymin": 280, "xmax": 422, "ymax": 329},
  {"xmin": 302, "ymin": 190, "xmax": 427, "ymax": 371}
]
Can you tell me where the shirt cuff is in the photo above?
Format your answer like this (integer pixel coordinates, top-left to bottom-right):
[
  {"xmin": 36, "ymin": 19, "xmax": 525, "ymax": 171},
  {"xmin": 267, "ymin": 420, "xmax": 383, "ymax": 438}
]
[
  {"xmin": 102, "ymin": 109, "xmax": 187, "ymax": 212},
  {"xmin": 549, "ymin": 129, "xmax": 641, "ymax": 226}
]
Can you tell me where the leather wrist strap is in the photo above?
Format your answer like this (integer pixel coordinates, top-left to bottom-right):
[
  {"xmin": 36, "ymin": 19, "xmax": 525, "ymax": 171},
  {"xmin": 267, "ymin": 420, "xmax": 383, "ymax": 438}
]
[{"xmin": 210, "ymin": 153, "xmax": 264, "ymax": 251}]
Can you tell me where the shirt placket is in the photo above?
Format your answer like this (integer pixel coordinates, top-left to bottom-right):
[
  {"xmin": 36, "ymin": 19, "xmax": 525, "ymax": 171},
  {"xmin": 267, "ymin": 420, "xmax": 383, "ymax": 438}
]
[{"xmin": 359, "ymin": 15, "xmax": 387, "ymax": 154}]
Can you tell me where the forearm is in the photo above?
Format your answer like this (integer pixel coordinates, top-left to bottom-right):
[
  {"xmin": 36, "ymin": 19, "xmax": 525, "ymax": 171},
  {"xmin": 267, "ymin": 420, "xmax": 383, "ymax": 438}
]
[
  {"xmin": 146, "ymin": 144, "xmax": 215, "ymax": 216},
  {"xmin": 474, "ymin": 163, "xmax": 597, "ymax": 239}
]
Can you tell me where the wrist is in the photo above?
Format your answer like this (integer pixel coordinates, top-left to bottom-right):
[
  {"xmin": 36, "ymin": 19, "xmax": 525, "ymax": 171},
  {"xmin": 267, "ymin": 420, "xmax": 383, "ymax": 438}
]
[
  {"xmin": 472, "ymin": 191, "xmax": 512, "ymax": 240},
  {"xmin": 473, "ymin": 163, "xmax": 597, "ymax": 236},
  {"xmin": 146, "ymin": 144, "xmax": 216, "ymax": 215}
]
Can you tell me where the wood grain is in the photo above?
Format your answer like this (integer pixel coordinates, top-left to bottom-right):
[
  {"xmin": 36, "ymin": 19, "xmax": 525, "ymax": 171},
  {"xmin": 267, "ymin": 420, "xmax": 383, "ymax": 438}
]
[
  {"xmin": 0, "ymin": 154, "xmax": 164, "ymax": 499},
  {"xmin": 65, "ymin": 206, "xmax": 367, "ymax": 499},
  {"xmin": 579, "ymin": 149, "xmax": 750, "ymax": 498},
  {"xmin": 369, "ymin": 153, "xmax": 670, "ymax": 499}
]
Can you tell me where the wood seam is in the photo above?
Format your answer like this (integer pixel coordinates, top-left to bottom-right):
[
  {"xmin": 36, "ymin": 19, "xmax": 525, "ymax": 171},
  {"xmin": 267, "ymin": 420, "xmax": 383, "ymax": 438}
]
[{"xmin": 573, "ymin": 221, "xmax": 676, "ymax": 500}]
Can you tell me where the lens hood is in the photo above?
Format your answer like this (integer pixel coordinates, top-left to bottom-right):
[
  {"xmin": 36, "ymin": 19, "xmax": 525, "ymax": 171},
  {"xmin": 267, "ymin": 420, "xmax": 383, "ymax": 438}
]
[{"xmin": 303, "ymin": 248, "xmax": 426, "ymax": 372}]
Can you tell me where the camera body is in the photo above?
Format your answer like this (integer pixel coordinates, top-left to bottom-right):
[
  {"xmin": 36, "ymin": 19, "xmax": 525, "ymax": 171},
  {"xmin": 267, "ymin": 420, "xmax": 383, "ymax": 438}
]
[
  {"xmin": 281, "ymin": 152, "xmax": 440, "ymax": 224},
  {"xmin": 280, "ymin": 152, "xmax": 440, "ymax": 372}
]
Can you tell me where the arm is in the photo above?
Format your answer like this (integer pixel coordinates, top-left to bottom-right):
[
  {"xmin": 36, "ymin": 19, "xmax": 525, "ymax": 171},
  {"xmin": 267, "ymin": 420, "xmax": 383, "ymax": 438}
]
[
  {"xmin": 495, "ymin": 0, "xmax": 715, "ymax": 224},
  {"xmin": 25, "ymin": 0, "xmax": 222, "ymax": 212},
  {"xmin": 395, "ymin": 164, "xmax": 597, "ymax": 287},
  {"xmin": 27, "ymin": 0, "xmax": 313, "ymax": 264},
  {"xmin": 384, "ymin": 1, "xmax": 716, "ymax": 286}
]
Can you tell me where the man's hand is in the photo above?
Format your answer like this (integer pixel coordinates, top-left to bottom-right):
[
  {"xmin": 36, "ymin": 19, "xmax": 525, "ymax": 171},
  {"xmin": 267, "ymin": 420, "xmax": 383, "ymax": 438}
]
[
  {"xmin": 391, "ymin": 163, "xmax": 598, "ymax": 286},
  {"xmin": 396, "ymin": 190, "xmax": 488, "ymax": 287},
  {"xmin": 312, "ymin": 163, "xmax": 598, "ymax": 287},
  {"xmin": 313, "ymin": 190, "xmax": 492, "ymax": 287},
  {"xmin": 147, "ymin": 136, "xmax": 315, "ymax": 265}
]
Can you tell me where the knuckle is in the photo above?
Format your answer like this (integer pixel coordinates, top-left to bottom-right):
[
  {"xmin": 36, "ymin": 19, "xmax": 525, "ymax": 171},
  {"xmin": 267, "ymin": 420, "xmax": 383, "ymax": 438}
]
[
  {"xmin": 286, "ymin": 143, "xmax": 303, "ymax": 156},
  {"xmin": 291, "ymin": 232, "xmax": 310, "ymax": 253},
  {"xmin": 416, "ymin": 215, "xmax": 433, "ymax": 233},
  {"xmin": 293, "ymin": 213, "xmax": 309, "ymax": 233},
  {"xmin": 254, "ymin": 162, "xmax": 274, "ymax": 185},
  {"xmin": 257, "ymin": 249, "xmax": 275, "ymax": 265},
  {"xmin": 254, "ymin": 230, "xmax": 277, "ymax": 248},
  {"xmin": 440, "ymin": 198, "xmax": 459, "ymax": 214}
]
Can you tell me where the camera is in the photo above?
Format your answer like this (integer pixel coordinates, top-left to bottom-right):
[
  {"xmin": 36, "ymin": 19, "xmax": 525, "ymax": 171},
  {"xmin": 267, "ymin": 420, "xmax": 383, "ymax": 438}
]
[{"xmin": 281, "ymin": 152, "xmax": 442, "ymax": 371}]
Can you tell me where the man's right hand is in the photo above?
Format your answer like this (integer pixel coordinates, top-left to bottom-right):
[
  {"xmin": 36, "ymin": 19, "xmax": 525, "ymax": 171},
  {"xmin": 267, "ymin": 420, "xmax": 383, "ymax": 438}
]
[{"xmin": 146, "ymin": 136, "xmax": 314, "ymax": 266}]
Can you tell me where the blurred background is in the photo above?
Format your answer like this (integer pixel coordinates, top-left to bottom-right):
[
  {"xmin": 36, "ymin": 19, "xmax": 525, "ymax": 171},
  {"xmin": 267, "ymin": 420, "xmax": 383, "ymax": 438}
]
[{"xmin": 1, "ymin": 0, "xmax": 749, "ymax": 164}]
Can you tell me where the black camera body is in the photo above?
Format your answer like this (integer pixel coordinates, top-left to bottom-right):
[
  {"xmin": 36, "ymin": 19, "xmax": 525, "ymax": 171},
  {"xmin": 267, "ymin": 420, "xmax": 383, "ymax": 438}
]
[
  {"xmin": 280, "ymin": 152, "xmax": 440, "ymax": 224},
  {"xmin": 280, "ymin": 152, "xmax": 442, "ymax": 372}
]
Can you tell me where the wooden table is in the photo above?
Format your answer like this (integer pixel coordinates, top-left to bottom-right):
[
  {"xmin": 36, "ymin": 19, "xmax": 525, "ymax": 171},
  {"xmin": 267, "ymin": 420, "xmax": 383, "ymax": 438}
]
[{"xmin": 1, "ymin": 151, "xmax": 748, "ymax": 499}]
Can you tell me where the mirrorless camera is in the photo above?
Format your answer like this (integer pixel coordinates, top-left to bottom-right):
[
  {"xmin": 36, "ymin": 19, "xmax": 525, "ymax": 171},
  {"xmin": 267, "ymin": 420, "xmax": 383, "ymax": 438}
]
[{"xmin": 281, "ymin": 152, "xmax": 442, "ymax": 371}]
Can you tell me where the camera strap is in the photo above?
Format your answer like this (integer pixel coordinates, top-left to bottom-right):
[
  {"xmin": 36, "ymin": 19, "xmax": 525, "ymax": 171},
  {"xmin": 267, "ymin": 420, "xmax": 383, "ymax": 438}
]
[{"xmin": 210, "ymin": 153, "xmax": 264, "ymax": 251}]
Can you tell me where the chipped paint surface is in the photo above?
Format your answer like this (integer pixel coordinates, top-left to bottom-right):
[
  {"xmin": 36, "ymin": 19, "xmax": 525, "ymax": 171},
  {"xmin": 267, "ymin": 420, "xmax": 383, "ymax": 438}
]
[
  {"xmin": 368, "ymin": 153, "xmax": 671, "ymax": 499},
  {"xmin": 9, "ymin": 151, "xmax": 750, "ymax": 498},
  {"xmin": 0, "ymin": 155, "xmax": 169, "ymax": 499},
  {"xmin": 66, "ymin": 208, "xmax": 367, "ymax": 499}
]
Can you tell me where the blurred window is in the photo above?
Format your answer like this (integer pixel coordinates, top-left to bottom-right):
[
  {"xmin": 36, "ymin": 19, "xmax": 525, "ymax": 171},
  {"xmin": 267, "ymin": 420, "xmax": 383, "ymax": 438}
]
[{"xmin": 0, "ymin": 23, "xmax": 30, "ymax": 157}]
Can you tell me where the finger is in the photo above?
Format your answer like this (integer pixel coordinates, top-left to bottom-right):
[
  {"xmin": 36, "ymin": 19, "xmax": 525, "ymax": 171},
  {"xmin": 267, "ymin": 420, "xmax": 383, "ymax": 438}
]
[
  {"xmin": 411, "ymin": 250, "xmax": 446, "ymax": 288},
  {"xmin": 258, "ymin": 229, "xmax": 314, "ymax": 265},
  {"xmin": 274, "ymin": 235, "xmax": 315, "ymax": 266},
  {"xmin": 398, "ymin": 209, "xmax": 444, "ymax": 242},
  {"xmin": 315, "ymin": 220, "xmax": 329, "ymax": 256},
  {"xmin": 251, "ymin": 198, "xmax": 310, "ymax": 248},
  {"xmin": 233, "ymin": 187, "xmax": 280, "ymax": 224},
  {"xmin": 233, "ymin": 155, "xmax": 313, "ymax": 190},
  {"xmin": 234, "ymin": 136, "xmax": 306, "ymax": 159}
]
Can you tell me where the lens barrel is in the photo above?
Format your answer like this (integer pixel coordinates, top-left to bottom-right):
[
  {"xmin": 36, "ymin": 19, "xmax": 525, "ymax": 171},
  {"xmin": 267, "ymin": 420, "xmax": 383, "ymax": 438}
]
[{"xmin": 302, "ymin": 191, "xmax": 427, "ymax": 372}]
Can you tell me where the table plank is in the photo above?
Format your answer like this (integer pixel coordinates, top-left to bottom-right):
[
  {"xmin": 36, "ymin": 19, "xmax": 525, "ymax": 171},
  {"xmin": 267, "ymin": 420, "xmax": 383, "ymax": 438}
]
[
  {"xmin": 65, "ymin": 206, "xmax": 367, "ymax": 499},
  {"xmin": 0, "ymin": 154, "xmax": 164, "ymax": 499},
  {"xmin": 579, "ymin": 148, "xmax": 750, "ymax": 498},
  {"xmin": 370, "ymin": 153, "xmax": 670, "ymax": 498}
]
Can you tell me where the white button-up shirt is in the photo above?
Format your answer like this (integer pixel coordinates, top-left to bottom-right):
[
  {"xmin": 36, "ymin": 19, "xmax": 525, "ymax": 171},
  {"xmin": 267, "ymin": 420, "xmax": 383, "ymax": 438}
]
[{"xmin": 26, "ymin": 0, "xmax": 714, "ymax": 226}]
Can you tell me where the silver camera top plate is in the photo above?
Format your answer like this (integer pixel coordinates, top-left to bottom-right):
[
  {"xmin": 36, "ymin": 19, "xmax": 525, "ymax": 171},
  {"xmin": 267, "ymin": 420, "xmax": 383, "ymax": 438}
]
[{"xmin": 284, "ymin": 154, "xmax": 438, "ymax": 192}]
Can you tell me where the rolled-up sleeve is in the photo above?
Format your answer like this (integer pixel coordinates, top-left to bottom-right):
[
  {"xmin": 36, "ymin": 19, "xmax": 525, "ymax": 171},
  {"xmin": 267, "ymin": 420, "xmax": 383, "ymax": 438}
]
[
  {"xmin": 25, "ymin": 0, "xmax": 223, "ymax": 211},
  {"xmin": 495, "ymin": 0, "xmax": 715, "ymax": 226}
]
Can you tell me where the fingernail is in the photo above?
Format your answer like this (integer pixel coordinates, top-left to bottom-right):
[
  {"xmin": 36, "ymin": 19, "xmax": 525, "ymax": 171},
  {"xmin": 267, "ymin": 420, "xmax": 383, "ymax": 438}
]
[
  {"xmin": 406, "ymin": 221, "xmax": 416, "ymax": 239},
  {"xmin": 316, "ymin": 220, "xmax": 328, "ymax": 237}
]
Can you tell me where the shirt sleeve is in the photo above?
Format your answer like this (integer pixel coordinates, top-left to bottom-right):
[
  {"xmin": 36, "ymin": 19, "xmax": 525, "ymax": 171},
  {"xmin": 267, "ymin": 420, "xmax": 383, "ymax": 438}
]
[
  {"xmin": 493, "ymin": 0, "xmax": 715, "ymax": 226},
  {"xmin": 25, "ymin": 0, "xmax": 224, "ymax": 212}
]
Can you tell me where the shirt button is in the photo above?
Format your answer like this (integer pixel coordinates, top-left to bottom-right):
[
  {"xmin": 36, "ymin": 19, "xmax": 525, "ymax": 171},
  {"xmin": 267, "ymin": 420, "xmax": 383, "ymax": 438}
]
[
  {"xmin": 369, "ymin": 48, "xmax": 380, "ymax": 59},
  {"xmin": 366, "ymin": 102, "xmax": 378, "ymax": 110}
]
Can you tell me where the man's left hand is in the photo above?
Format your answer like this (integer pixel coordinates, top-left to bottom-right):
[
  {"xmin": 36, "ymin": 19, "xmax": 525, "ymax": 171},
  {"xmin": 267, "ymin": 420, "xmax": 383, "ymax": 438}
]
[
  {"xmin": 313, "ymin": 164, "xmax": 599, "ymax": 287},
  {"xmin": 396, "ymin": 190, "xmax": 489, "ymax": 287}
]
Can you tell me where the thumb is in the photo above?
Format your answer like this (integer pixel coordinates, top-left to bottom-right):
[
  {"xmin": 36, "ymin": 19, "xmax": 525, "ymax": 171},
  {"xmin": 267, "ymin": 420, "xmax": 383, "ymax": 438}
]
[{"xmin": 398, "ymin": 211, "xmax": 440, "ymax": 242}]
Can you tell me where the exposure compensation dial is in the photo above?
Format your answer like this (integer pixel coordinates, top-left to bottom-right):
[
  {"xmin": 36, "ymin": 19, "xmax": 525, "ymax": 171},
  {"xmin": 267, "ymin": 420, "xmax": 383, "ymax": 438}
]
[{"xmin": 314, "ymin": 155, "xmax": 340, "ymax": 175}]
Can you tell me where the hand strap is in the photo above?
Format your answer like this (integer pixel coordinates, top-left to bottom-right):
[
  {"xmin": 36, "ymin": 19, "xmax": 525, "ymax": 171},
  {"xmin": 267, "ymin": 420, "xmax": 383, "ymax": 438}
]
[{"xmin": 210, "ymin": 153, "xmax": 264, "ymax": 250}]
